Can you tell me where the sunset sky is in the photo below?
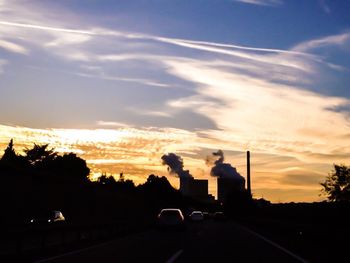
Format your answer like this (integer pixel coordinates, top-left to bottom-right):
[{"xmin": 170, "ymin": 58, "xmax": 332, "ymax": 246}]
[{"xmin": 1, "ymin": 0, "xmax": 350, "ymax": 202}]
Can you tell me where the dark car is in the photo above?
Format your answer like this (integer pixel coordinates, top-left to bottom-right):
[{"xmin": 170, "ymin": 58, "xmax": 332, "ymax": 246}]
[
  {"xmin": 157, "ymin": 208, "xmax": 186, "ymax": 230},
  {"xmin": 29, "ymin": 210, "xmax": 65, "ymax": 225},
  {"xmin": 202, "ymin": 211, "xmax": 210, "ymax": 219},
  {"xmin": 189, "ymin": 211, "xmax": 204, "ymax": 222},
  {"xmin": 213, "ymin": 211, "xmax": 226, "ymax": 220}
]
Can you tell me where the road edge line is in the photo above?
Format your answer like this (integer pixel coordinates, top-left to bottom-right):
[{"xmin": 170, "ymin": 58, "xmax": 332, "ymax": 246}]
[
  {"xmin": 34, "ymin": 239, "xmax": 117, "ymax": 263},
  {"xmin": 237, "ymin": 224, "xmax": 309, "ymax": 263},
  {"xmin": 166, "ymin": 249, "xmax": 183, "ymax": 263},
  {"xmin": 35, "ymin": 229, "xmax": 151, "ymax": 263}
]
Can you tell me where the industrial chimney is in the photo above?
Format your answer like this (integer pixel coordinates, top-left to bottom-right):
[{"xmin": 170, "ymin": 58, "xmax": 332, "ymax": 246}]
[{"xmin": 247, "ymin": 151, "xmax": 251, "ymax": 196}]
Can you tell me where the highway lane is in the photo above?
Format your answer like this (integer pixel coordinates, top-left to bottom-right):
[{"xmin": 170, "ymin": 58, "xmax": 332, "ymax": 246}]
[{"xmin": 37, "ymin": 220, "xmax": 306, "ymax": 263}]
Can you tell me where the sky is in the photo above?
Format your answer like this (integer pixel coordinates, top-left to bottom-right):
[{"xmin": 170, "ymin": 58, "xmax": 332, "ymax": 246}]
[{"xmin": 0, "ymin": 0, "xmax": 350, "ymax": 202}]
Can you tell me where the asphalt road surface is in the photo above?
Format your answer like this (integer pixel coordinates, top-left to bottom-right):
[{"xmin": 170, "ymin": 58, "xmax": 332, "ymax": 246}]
[{"xmin": 36, "ymin": 220, "xmax": 307, "ymax": 263}]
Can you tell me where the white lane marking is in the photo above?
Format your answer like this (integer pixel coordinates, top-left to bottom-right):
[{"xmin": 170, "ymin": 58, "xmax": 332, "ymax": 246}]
[
  {"xmin": 166, "ymin": 249, "xmax": 183, "ymax": 263},
  {"xmin": 239, "ymin": 224, "xmax": 309, "ymax": 263}
]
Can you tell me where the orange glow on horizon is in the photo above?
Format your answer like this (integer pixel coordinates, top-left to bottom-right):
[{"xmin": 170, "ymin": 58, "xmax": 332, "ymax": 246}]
[{"xmin": 0, "ymin": 124, "xmax": 329, "ymax": 202}]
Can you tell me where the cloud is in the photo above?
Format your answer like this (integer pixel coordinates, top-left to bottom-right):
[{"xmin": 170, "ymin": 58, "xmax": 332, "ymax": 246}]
[
  {"xmin": 73, "ymin": 71, "xmax": 171, "ymax": 88},
  {"xmin": 133, "ymin": 110, "xmax": 172, "ymax": 118},
  {"xmin": 293, "ymin": 32, "xmax": 350, "ymax": 52},
  {"xmin": 2, "ymin": 6, "xmax": 343, "ymax": 97},
  {"xmin": 168, "ymin": 94, "xmax": 219, "ymax": 109},
  {"xmin": 0, "ymin": 19, "xmax": 315, "ymax": 74},
  {"xmin": 163, "ymin": 56, "xmax": 350, "ymax": 164},
  {"xmin": 233, "ymin": 0, "xmax": 282, "ymax": 6},
  {"xmin": 0, "ymin": 21, "xmax": 94, "ymax": 36},
  {"xmin": 281, "ymin": 170, "xmax": 324, "ymax": 186},
  {"xmin": 0, "ymin": 39, "xmax": 28, "ymax": 54},
  {"xmin": 96, "ymin": 121, "xmax": 132, "ymax": 128},
  {"xmin": 153, "ymin": 37, "xmax": 314, "ymax": 73},
  {"xmin": 45, "ymin": 32, "xmax": 92, "ymax": 47},
  {"xmin": 154, "ymin": 36, "xmax": 308, "ymax": 55}
]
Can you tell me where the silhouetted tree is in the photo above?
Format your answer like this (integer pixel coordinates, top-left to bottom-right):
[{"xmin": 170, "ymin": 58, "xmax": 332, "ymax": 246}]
[
  {"xmin": 119, "ymin": 172, "xmax": 125, "ymax": 182},
  {"xmin": 117, "ymin": 178, "xmax": 135, "ymax": 190},
  {"xmin": 96, "ymin": 172, "xmax": 135, "ymax": 191},
  {"xmin": 54, "ymin": 153, "xmax": 90, "ymax": 182},
  {"xmin": 142, "ymin": 174, "xmax": 175, "ymax": 192},
  {"xmin": 24, "ymin": 143, "xmax": 57, "ymax": 167},
  {"xmin": 1, "ymin": 139, "xmax": 16, "ymax": 162},
  {"xmin": 139, "ymin": 174, "xmax": 182, "ymax": 212},
  {"xmin": 0, "ymin": 139, "xmax": 29, "ymax": 169},
  {"xmin": 321, "ymin": 164, "xmax": 350, "ymax": 201},
  {"xmin": 115, "ymin": 172, "xmax": 135, "ymax": 190},
  {"xmin": 97, "ymin": 173, "xmax": 117, "ymax": 185}
]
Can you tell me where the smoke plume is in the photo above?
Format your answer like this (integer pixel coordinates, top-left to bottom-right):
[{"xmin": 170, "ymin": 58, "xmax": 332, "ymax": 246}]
[
  {"xmin": 161, "ymin": 153, "xmax": 192, "ymax": 178},
  {"xmin": 209, "ymin": 150, "xmax": 245, "ymax": 182}
]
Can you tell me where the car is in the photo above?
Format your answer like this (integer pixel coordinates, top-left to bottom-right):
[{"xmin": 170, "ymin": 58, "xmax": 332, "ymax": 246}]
[
  {"xmin": 213, "ymin": 211, "xmax": 226, "ymax": 220},
  {"xmin": 189, "ymin": 211, "xmax": 204, "ymax": 221},
  {"xmin": 202, "ymin": 212, "xmax": 210, "ymax": 219},
  {"xmin": 29, "ymin": 210, "xmax": 65, "ymax": 225},
  {"xmin": 157, "ymin": 208, "xmax": 185, "ymax": 230}
]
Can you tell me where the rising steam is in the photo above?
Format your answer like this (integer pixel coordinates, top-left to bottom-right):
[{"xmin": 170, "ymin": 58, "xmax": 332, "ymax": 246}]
[
  {"xmin": 209, "ymin": 150, "xmax": 245, "ymax": 183},
  {"xmin": 161, "ymin": 153, "xmax": 192, "ymax": 178}
]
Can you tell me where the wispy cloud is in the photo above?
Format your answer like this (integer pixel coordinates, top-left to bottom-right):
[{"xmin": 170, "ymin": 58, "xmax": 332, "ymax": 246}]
[
  {"xmin": 0, "ymin": 39, "xmax": 28, "ymax": 54},
  {"xmin": 0, "ymin": 20, "xmax": 315, "ymax": 73},
  {"xmin": 163, "ymin": 57, "xmax": 350, "ymax": 164},
  {"xmin": 233, "ymin": 0, "xmax": 282, "ymax": 7},
  {"xmin": 293, "ymin": 32, "xmax": 350, "ymax": 52},
  {"xmin": 0, "ymin": 21, "xmax": 94, "ymax": 36},
  {"xmin": 135, "ymin": 110, "xmax": 172, "ymax": 118},
  {"xmin": 96, "ymin": 121, "xmax": 132, "ymax": 128},
  {"xmin": 73, "ymin": 72, "xmax": 171, "ymax": 88},
  {"xmin": 154, "ymin": 36, "xmax": 308, "ymax": 55}
]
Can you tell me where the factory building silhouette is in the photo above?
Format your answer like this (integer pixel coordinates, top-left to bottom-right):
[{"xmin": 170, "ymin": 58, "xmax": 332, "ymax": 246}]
[
  {"xmin": 179, "ymin": 151, "xmax": 252, "ymax": 201},
  {"xmin": 217, "ymin": 151, "xmax": 251, "ymax": 201},
  {"xmin": 179, "ymin": 177, "xmax": 211, "ymax": 200}
]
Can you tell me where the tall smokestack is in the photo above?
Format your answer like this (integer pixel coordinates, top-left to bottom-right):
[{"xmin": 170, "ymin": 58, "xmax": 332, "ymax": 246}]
[{"xmin": 247, "ymin": 151, "xmax": 251, "ymax": 196}]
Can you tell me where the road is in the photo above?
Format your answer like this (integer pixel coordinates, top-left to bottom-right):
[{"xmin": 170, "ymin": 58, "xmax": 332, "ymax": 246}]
[{"xmin": 36, "ymin": 220, "xmax": 306, "ymax": 263}]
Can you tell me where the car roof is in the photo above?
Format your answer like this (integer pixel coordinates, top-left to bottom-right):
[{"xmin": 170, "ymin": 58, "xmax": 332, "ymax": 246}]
[{"xmin": 161, "ymin": 208, "xmax": 181, "ymax": 212}]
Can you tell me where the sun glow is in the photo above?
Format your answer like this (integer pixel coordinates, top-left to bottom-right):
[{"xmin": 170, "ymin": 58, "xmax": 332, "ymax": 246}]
[{"xmin": 52, "ymin": 129, "xmax": 133, "ymax": 144}]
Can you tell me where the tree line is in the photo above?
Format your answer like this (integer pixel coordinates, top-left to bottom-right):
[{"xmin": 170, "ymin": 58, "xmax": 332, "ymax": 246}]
[{"xmin": 0, "ymin": 140, "xmax": 186, "ymax": 226}]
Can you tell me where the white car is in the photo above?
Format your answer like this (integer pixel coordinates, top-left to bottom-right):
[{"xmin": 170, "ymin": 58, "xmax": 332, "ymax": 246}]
[{"xmin": 189, "ymin": 211, "xmax": 204, "ymax": 221}]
